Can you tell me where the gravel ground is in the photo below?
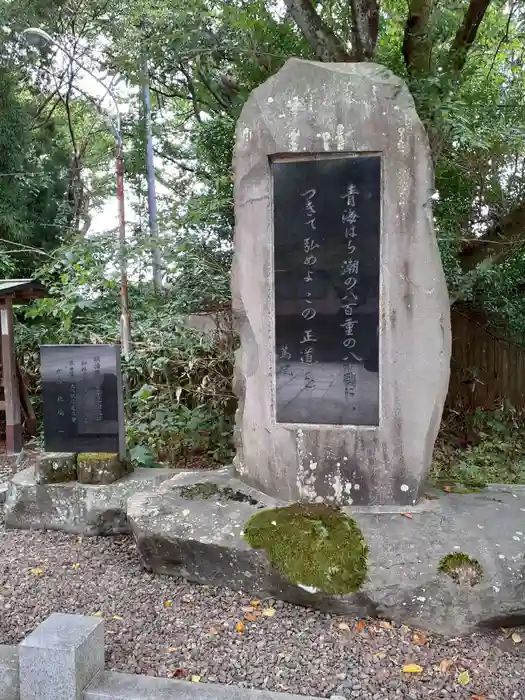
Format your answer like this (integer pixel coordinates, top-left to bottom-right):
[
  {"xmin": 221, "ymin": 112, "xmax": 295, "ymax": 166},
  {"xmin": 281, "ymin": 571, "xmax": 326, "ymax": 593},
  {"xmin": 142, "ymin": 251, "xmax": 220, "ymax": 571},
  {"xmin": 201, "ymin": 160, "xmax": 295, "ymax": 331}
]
[{"xmin": 0, "ymin": 507, "xmax": 524, "ymax": 699}]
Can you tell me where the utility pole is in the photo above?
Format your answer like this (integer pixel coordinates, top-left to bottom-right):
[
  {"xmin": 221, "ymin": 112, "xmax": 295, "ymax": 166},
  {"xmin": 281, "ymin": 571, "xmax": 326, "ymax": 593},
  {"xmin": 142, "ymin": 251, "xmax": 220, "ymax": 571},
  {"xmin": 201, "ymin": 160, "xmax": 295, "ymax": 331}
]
[
  {"xmin": 142, "ymin": 52, "xmax": 163, "ymax": 292},
  {"xmin": 22, "ymin": 27, "xmax": 132, "ymax": 358}
]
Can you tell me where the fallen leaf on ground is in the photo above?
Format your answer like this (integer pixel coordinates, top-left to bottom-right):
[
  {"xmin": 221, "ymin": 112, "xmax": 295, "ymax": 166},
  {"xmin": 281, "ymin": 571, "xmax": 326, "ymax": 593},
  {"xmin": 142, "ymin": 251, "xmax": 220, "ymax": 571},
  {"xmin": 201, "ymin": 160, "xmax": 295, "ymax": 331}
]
[
  {"xmin": 412, "ymin": 631, "xmax": 427, "ymax": 645},
  {"xmin": 443, "ymin": 485, "xmax": 451, "ymax": 493},
  {"xmin": 439, "ymin": 659, "xmax": 454, "ymax": 673},
  {"xmin": 401, "ymin": 513, "xmax": 413, "ymax": 519},
  {"xmin": 355, "ymin": 620, "xmax": 366, "ymax": 633},
  {"xmin": 338, "ymin": 622, "xmax": 351, "ymax": 631},
  {"xmin": 91, "ymin": 611, "xmax": 104, "ymax": 617},
  {"xmin": 457, "ymin": 670, "xmax": 470, "ymax": 686},
  {"xmin": 379, "ymin": 620, "xmax": 393, "ymax": 629},
  {"xmin": 208, "ymin": 627, "xmax": 219, "ymax": 636},
  {"xmin": 401, "ymin": 625, "xmax": 410, "ymax": 634},
  {"xmin": 167, "ymin": 647, "xmax": 178, "ymax": 653},
  {"xmin": 250, "ymin": 600, "xmax": 260, "ymax": 607},
  {"xmin": 190, "ymin": 675, "xmax": 201, "ymax": 683},
  {"xmin": 262, "ymin": 608, "xmax": 276, "ymax": 617},
  {"xmin": 29, "ymin": 568, "xmax": 44, "ymax": 576},
  {"xmin": 402, "ymin": 664, "xmax": 423, "ymax": 673},
  {"xmin": 163, "ymin": 600, "xmax": 172, "ymax": 608},
  {"xmin": 171, "ymin": 669, "xmax": 185, "ymax": 678},
  {"xmin": 235, "ymin": 621, "xmax": 245, "ymax": 633},
  {"xmin": 375, "ymin": 650, "xmax": 386, "ymax": 659},
  {"xmin": 111, "ymin": 615, "xmax": 123, "ymax": 621},
  {"xmin": 511, "ymin": 632, "xmax": 522, "ymax": 644},
  {"xmin": 471, "ymin": 696, "xmax": 486, "ymax": 700},
  {"xmin": 244, "ymin": 612, "xmax": 259, "ymax": 622},
  {"xmin": 72, "ymin": 563, "xmax": 80, "ymax": 570}
]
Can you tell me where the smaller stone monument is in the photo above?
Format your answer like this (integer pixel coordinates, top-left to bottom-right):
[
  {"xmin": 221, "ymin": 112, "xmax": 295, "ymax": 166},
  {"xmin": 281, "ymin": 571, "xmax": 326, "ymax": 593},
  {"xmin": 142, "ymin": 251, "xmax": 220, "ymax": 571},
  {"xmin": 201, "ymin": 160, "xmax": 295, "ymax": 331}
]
[
  {"xmin": 40, "ymin": 344, "xmax": 126, "ymax": 459},
  {"xmin": 232, "ymin": 58, "xmax": 451, "ymax": 506}
]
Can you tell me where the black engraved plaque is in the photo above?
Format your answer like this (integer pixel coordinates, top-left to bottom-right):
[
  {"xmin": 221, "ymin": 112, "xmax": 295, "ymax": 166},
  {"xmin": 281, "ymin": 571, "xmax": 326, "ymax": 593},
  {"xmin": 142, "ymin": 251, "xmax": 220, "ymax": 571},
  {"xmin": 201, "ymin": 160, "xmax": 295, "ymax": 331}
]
[
  {"xmin": 40, "ymin": 344, "xmax": 125, "ymax": 455},
  {"xmin": 273, "ymin": 154, "xmax": 380, "ymax": 425}
]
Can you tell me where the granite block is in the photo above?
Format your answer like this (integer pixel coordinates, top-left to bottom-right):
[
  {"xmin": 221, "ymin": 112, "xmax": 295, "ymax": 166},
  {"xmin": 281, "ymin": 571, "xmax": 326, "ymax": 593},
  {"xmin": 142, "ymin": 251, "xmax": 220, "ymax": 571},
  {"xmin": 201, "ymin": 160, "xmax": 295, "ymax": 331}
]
[
  {"xmin": 19, "ymin": 613, "xmax": 104, "ymax": 700},
  {"xmin": 0, "ymin": 645, "xmax": 19, "ymax": 700}
]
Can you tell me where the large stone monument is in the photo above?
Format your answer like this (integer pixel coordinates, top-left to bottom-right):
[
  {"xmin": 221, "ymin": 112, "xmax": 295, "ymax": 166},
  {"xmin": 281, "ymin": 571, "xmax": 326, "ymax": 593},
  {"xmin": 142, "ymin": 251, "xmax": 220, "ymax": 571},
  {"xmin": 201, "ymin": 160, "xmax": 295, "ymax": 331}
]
[{"xmin": 232, "ymin": 58, "xmax": 451, "ymax": 506}]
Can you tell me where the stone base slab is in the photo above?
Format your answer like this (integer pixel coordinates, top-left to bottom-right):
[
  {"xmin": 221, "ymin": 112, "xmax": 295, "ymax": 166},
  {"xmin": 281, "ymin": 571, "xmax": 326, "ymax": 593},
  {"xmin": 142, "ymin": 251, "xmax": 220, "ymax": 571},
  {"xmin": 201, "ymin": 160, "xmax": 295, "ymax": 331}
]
[
  {"xmin": 85, "ymin": 671, "xmax": 324, "ymax": 700},
  {"xmin": 129, "ymin": 471, "xmax": 525, "ymax": 637},
  {"xmin": 4, "ymin": 467, "xmax": 174, "ymax": 535}
]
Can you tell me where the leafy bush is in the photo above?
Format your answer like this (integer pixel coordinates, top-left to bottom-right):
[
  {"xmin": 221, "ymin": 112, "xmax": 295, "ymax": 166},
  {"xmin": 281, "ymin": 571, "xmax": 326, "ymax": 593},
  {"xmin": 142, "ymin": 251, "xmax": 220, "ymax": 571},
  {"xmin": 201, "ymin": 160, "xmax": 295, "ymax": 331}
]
[
  {"xmin": 14, "ymin": 235, "xmax": 235, "ymax": 467},
  {"xmin": 431, "ymin": 406, "xmax": 525, "ymax": 488}
]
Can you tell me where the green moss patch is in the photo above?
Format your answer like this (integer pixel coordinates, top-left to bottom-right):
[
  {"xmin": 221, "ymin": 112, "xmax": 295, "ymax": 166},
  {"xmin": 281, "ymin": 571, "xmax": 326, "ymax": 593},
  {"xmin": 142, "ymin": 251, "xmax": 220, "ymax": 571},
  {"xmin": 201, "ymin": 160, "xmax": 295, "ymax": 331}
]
[
  {"xmin": 438, "ymin": 552, "xmax": 483, "ymax": 587},
  {"xmin": 178, "ymin": 482, "xmax": 259, "ymax": 505},
  {"xmin": 243, "ymin": 503, "xmax": 368, "ymax": 595},
  {"xmin": 77, "ymin": 452, "xmax": 117, "ymax": 462}
]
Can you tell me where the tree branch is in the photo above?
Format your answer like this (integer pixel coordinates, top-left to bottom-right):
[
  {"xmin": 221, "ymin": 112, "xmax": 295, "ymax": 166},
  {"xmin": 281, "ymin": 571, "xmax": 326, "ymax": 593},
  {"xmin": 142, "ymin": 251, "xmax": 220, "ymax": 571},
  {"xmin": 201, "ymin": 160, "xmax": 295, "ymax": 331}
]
[
  {"xmin": 282, "ymin": 0, "xmax": 352, "ymax": 62},
  {"xmin": 459, "ymin": 199, "xmax": 525, "ymax": 270},
  {"xmin": 350, "ymin": 0, "xmax": 380, "ymax": 60},
  {"xmin": 448, "ymin": 0, "xmax": 492, "ymax": 73}
]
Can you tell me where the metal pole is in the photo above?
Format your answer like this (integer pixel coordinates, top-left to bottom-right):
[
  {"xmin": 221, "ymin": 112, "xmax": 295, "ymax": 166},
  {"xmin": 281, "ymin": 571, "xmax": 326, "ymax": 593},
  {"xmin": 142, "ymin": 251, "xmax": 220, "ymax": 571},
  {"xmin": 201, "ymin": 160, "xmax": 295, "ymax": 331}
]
[
  {"xmin": 116, "ymin": 146, "xmax": 131, "ymax": 359},
  {"xmin": 142, "ymin": 53, "xmax": 162, "ymax": 292}
]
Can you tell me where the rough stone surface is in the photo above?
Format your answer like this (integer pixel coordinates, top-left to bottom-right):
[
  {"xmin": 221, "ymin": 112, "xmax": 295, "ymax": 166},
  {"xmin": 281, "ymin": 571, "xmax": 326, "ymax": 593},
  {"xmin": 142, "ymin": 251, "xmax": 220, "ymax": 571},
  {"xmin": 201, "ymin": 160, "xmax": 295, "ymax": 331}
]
[
  {"xmin": 1, "ymin": 518, "xmax": 523, "ymax": 698},
  {"xmin": 77, "ymin": 453, "xmax": 132, "ymax": 485},
  {"xmin": 19, "ymin": 613, "xmax": 104, "ymax": 700},
  {"xmin": 129, "ymin": 476, "xmax": 525, "ymax": 637},
  {"xmin": 232, "ymin": 58, "xmax": 451, "ymax": 506},
  {"xmin": 0, "ymin": 484, "xmax": 7, "ymax": 505},
  {"xmin": 4, "ymin": 466, "xmax": 173, "ymax": 535},
  {"xmin": 35, "ymin": 452, "xmax": 77, "ymax": 485},
  {"xmin": 85, "ymin": 671, "xmax": 325, "ymax": 700},
  {"xmin": 0, "ymin": 645, "xmax": 19, "ymax": 700},
  {"xmin": 128, "ymin": 468, "xmax": 288, "ymax": 591}
]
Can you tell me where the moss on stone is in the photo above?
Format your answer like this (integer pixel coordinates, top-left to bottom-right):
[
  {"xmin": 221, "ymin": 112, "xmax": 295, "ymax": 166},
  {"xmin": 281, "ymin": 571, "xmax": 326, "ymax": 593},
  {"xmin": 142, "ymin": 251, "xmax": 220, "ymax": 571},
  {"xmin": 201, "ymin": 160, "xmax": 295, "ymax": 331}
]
[
  {"xmin": 77, "ymin": 452, "xmax": 118, "ymax": 463},
  {"xmin": 438, "ymin": 552, "xmax": 483, "ymax": 586},
  {"xmin": 243, "ymin": 503, "xmax": 368, "ymax": 595},
  {"xmin": 178, "ymin": 482, "xmax": 259, "ymax": 505}
]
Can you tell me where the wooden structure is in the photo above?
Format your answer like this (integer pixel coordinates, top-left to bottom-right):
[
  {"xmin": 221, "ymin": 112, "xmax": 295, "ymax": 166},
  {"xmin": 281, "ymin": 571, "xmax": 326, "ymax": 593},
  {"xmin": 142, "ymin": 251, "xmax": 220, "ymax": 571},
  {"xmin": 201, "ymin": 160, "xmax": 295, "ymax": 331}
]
[
  {"xmin": 0, "ymin": 279, "xmax": 47, "ymax": 453},
  {"xmin": 446, "ymin": 309, "xmax": 525, "ymax": 410}
]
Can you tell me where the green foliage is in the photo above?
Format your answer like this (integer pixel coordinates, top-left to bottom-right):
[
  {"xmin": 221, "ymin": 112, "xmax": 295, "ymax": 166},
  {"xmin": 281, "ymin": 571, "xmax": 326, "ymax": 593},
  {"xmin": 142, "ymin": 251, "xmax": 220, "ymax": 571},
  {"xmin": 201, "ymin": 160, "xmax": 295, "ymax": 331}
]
[
  {"xmin": 243, "ymin": 504, "xmax": 368, "ymax": 595},
  {"xmin": 431, "ymin": 407, "xmax": 525, "ymax": 488},
  {"xmin": 16, "ymin": 234, "xmax": 235, "ymax": 466}
]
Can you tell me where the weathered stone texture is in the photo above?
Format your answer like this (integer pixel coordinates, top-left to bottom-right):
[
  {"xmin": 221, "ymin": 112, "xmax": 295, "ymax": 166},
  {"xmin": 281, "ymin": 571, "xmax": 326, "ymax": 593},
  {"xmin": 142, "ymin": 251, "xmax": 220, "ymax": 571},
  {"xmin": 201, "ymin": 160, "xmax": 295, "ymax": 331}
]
[
  {"xmin": 35, "ymin": 452, "xmax": 76, "ymax": 485},
  {"xmin": 129, "ymin": 476, "xmax": 525, "ymax": 637},
  {"xmin": 77, "ymin": 452, "xmax": 132, "ymax": 485},
  {"xmin": 4, "ymin": 466, "xmax": 173, "ymax": 535},
  {"xmin": 232, "ymin": 59, "xmax": 451, "ymax": 506}
]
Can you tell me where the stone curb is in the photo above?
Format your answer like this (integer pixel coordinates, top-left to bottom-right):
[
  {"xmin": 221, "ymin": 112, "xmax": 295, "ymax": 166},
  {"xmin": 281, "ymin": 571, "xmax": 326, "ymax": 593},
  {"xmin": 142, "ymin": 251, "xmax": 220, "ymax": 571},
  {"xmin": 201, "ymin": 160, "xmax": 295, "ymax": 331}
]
[{"xmin": 85, "ymin": 671, "xmax": 324, "ymax": 700}]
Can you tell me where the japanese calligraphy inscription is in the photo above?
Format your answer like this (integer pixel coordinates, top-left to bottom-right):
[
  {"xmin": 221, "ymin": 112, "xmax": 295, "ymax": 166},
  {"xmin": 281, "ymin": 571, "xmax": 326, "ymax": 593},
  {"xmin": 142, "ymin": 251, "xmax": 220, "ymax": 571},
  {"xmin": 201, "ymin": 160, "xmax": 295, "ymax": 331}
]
[
  {"xmin": 273, "ymin": 154, "xmax": 380, "ymax": 425},
  {"xmin": 41, "ymin": 344, "xmax": 125, "ymax": 456}
]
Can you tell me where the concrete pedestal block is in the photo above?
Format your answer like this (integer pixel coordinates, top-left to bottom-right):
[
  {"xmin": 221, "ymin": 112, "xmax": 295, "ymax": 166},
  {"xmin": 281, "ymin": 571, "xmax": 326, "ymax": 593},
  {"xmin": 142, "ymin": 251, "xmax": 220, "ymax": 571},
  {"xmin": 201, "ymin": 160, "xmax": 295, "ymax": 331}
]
[{"xmin": 19, "ymin": 613, "xmax": 104, "ymax": 700}]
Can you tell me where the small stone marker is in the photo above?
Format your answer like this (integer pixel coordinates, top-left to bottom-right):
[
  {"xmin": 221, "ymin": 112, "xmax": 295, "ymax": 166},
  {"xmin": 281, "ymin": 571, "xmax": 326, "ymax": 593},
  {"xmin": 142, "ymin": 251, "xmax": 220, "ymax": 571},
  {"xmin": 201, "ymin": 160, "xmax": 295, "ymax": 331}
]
[
  {"xmin": 40, "ymin": 344, "xmax": 125, "ymax": 459},
  {"xmin": 232, "ymin": 59, "xmax": 451, "ymax": 506},
  {"xmin": 19, "ymin": 612, "xmax": 104, "ymax": 700}
]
